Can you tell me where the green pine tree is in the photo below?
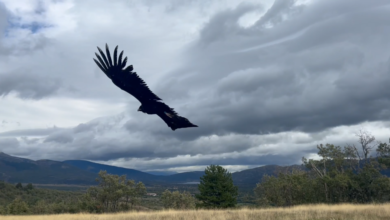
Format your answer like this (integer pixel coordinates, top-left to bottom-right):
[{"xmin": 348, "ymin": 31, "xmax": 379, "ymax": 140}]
[
  {"xmin": 15, "ymin": 182, "xmax": 23, "ymax": 190},
  {"xmin": 25, "ymin": 183, "xmax": 34, "ymax": 191},
  {"xmin": 195, "ymin": 165, "xmax": 238, "ymax": 209}
]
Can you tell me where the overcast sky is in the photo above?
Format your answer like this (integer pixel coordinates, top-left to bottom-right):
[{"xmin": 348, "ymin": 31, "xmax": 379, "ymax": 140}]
[{"xmin": 1, "ymin": 0, "xmax": 390, "ymax": 173}]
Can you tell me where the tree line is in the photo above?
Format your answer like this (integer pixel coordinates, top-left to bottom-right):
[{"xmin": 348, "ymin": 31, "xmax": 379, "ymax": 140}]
[
  {"xmin": 0, "ymin": 165, "xmax": 238, "ymax": 214},
  {"xmin": 255, "ymin": 131, "xmax": 390, "ymax": 206}
]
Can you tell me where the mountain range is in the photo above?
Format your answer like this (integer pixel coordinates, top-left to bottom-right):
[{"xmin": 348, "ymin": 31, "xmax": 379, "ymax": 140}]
[
  {"xmin": 0, "ymin": 152, "xmax": 96, "ymax": 184},
  {"xmin": 0, "ymin": 152, "xmax": 313, "ymax": 187}
]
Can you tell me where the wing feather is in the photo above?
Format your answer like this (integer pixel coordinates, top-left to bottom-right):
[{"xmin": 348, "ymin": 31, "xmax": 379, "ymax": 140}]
[
  {"xmin": 121, "ymin": 57, "xmax": 127, "ymax": 69},
  {"xmin": 155, "ymin": 102, "xmax": 197, "ymax": 130},
  {"xmin": 93, "ymin": 58, "xmax": 107, "ymax": 74},
  {"xmin": 97, "ymin": 47, "xmax": 110, "ymax": 69},
  {"xmin": 156, "ymin": 112, "xmax": 176, "ymax": 130},
  {"xmin": 94, "ymin": 44, "xmax": 162, "ymax": 102},
  {"xmin": 124, "ymin": 65, "xmax": 133, "ymax": 72},
  {"xmin": 105, "ymin": 44, "xmax": 113, "ymax": 67},
  {"xmin": 113, "ymin": 46, "xmax": 118, "ymax": 66},
  {"xmin": 118, "ymin": 51, "xmax": 124, "ymax": 67},
  {"xmin": 94, "ymin": 53, "xmax": 108, "ymax": 70}
]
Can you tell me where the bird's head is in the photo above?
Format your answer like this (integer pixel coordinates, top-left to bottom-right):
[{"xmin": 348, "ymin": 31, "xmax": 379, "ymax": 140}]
[{"xmin": 138, "ymin": 105, "xmax": 145, "ymax": 113}]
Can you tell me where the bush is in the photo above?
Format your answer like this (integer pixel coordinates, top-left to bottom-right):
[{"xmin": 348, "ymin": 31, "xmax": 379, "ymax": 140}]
[
  {"xmin": 31, "ymin": 200, "xmax": 47, "ymax": 214},
  {"xmin": 24, "ymin": 183, "xmax": 34, "ymax": 191},
  {"xmin": 83, "ymin": 171, "xmax": 146, "ymax": 213},
  {"xmin": 0, "ymin": 181, "xmax": 5, "ymax": 190},
  {"xmin": 78, "ymin": 194, "xmax": 103, "ymax": 213},
  {"xmin": 160, "ymin": 190, "xmax": 196, "ymax": 209},
  {"xmin": 7, "ymin": 198, "xmax": 29, "ymax": 215},
  {"xmin": 15, "ymin": 183, "xmax": 23, "ymax": 190},
  {"xmin": 0, "ymin": 205, "xmax": 5, "ymax": 215}
]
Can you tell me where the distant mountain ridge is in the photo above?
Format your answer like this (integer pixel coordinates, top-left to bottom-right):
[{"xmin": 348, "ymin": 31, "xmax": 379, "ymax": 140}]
[
  {"xmin": 0, "ymin": 152, "xmax": 209, "ymax": 185},
  {"xmin": 1, "ymin": 152, "xmax": 290, "ymax": 186},
  {"xmin": 62, "ymin": 160, "xmax": 307, "ymax": 186},
  {"xmin": 63, "ymin": 160, "xmax": 205, "ymax": 184},
  {"xmin": 146, "ymin": 171, "xmax": 178, "ymax": 176},
  {"xmin": 5, "ymin": 152, "xmax": 384, "ymax": 187},
  {"xmin": 0, "ymin": 152, "xmax": 96, "ymax": 184},
  {"xmin": 63, "ymin": 160, "xmax": 159, "ymax": 183}
]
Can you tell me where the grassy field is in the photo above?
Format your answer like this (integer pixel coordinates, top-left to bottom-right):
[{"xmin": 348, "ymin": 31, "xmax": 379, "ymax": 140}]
[{"xmin": 2, "ymin": 203, "xmax": 390, "ymax": 220}]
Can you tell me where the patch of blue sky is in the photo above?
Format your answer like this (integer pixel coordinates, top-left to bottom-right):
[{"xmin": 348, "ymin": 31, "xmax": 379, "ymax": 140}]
[
  {"xmin": 18, "ymin": 22, "xmax": 47, "ymax": 33},
  {"xmin": 4, "ymin": 18, "xmax": 52, "ymax": 37},
  {"xmin": 1, "ymin": 1, "xmax": 51, "ymax": 38}
]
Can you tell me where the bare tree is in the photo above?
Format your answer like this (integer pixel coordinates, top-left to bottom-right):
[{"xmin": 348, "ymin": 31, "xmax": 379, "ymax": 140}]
[
  {"xmin": 345, "ymin": 130, "xmax": 376, "ymax": 169},
  {"xmin": 356, "ymin": 129, "xmax": 376, "ymax": 160}
]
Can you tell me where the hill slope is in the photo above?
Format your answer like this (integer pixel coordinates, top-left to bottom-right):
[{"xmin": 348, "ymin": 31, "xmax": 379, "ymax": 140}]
[
  {"xmin": 63, "ymin": 160, "xmax": 206, "ymax": 184},
  {"xmin": 232, "ymin": 165, "xmax": 306, "ymax": 186},
  {"xmin": 63, "ymin": 160, "xmax": 163, "ymax": 184},
  {"xmin": 0, "ymin": 152, "xmax": 96, "ymax": 184}
]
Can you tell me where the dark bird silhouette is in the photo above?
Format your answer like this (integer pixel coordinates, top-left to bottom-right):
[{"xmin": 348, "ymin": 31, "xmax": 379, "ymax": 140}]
[{"xmin": 93, "ymin": 44, "xmax": 198, "ymax": 131}]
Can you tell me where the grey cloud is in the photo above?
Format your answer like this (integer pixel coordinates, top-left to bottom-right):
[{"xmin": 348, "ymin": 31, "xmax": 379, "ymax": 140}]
[
  {"xmin": 44, "ymin": 131, "xmax": 74, "ymax": 144},
  {"xmin": 255, "ymin": 0, "xmax": 298, "ymax": 28},
  {"xmin": 199, "ymin": 3, "xmax": 260, "ymax": 44},
  {"xmin": 0, "ymin": 72, "xmax": 62, "ymax": 99},
  {"xmin": 12, "ymin": 112, "xmax": 316, "ymax": 161},
  {"xmin": 20, "ymin": 137, "xmax": 40, "ymax": 145},
  {"xmin": 0, "ymin": 110, "xmax": 383, "ymax": 171},
  {"xmin": 0, "ymin": 2, "xmax": 6, "ymax": 34},
  {"xmin": 2, "ymin": 11, "xmax": 52, "ymax": 56},
  {"xmin": 112, "ymin": 153, "xmax": 306, "ymax": 172},
  {"xmin": 0, "ymin": 137, "xmax": 19, "ymax": 146},
  {"xmin": 33, "ymin": 0, "xmax": 46, "ymax": 15},
  {"xmin": 73, "ymin": 122, "xmax": 99, "ymax": 134},
  {"xmin": 0, "ymin": 137, "xmax": 20, "ymax": 153},
  {"xmin": 0, "ymin": 33, "xmax": 51, "ymax": 56},
  {"xmin": 0, "ymin": 127, "xmax": 61, "ymax": 137},
  {"xmin": 155, "ymin": 0, "xmax": 390, "ymax": 136}
]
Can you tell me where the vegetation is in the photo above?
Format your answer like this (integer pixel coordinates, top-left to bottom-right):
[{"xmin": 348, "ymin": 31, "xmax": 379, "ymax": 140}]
[
  {"xmin": 0, "ymin": 181, "xmax": 83, "ymax": 215},
  {"xmin": 196, "ymin": 164, "xmax": 238, "ymax": 209},
  {"xmin": 2, "ymin": 204, "xmax": 390, "ymax": 220},
  {"xmin": 1, "ymin": 131, "xmax": 390, "ymax": 216},
  {"xmin": 255, "ymin": 131, "xmax": 390, "ymax": 207},
  {"xmin": 79, "ymin": 171, "xmax": 146, "ymax": 213},
  {"xmin": 6, "ymin": 197, "xmax": 29, "ymax": 215},
  {"xmin": 0, "ymin": 171, "xmax": 147, "ymax": 215},
  {"xmin": 160, "ymin": 189, "xmax": 196, "ymax": 209},
  {"xmin": 377, "ymin": 139, "xmax": 390, "ymax": 168}
]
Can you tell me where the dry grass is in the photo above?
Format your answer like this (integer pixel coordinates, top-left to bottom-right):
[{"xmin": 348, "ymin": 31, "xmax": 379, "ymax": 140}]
[{"xmin": 2, "ymin": 203, "xmax": 390, "ymax": 220}]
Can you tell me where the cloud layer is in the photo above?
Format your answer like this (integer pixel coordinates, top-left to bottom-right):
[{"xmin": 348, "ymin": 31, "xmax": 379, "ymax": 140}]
[{"xmin": 1, "ymin": 0, "xmax": 390, "ymax": 173}]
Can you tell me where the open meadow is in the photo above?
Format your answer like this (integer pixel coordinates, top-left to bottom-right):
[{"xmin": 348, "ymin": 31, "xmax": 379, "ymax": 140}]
[{"xmin": 2, "ymin": 203, "xmax": 390, "ymax": 220}]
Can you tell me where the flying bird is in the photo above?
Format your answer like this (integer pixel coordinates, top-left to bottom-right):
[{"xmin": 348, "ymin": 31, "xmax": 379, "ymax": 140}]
[{"xmin": 93, "ymin": 44, "xmax": 198, "ymax": 131}]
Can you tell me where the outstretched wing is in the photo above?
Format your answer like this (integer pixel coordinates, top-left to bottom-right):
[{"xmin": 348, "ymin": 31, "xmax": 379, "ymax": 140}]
[
  {"xmin": 93, "ymin": 44, "xmax": 162, "ymax": 103},
  {"xmin": 154, "ymin": 102, "xmax": 198, "ymax": 130},
  {"xmin": 93, "ymin": 44, "xmax": 198, "ymax": 130}
]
